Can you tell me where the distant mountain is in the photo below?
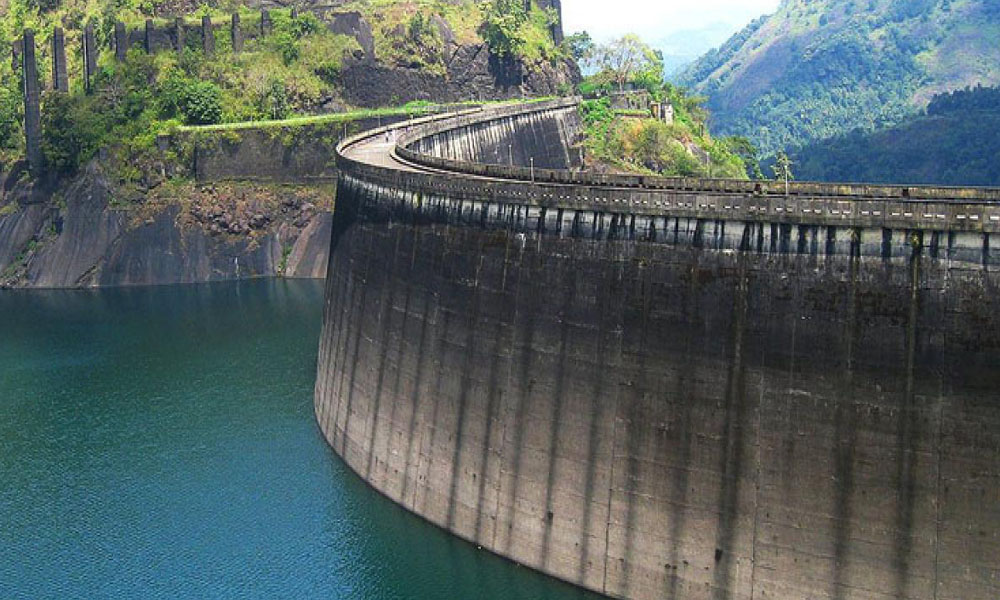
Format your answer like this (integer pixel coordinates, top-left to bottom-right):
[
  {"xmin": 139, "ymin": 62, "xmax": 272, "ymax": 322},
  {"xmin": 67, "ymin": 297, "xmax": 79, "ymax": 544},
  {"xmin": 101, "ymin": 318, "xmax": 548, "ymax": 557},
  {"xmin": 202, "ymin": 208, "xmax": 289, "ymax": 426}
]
[
  {"xmin": 678, "ymin": 0, "xmax": 1000, "ymax": 156},
  {"xmin": 653, "ymin": 22, "xmax": 739, "ymax": 79},
  {"xmin": 787, "ymin": 85, "xmax": 1000, "ymax": 186}
]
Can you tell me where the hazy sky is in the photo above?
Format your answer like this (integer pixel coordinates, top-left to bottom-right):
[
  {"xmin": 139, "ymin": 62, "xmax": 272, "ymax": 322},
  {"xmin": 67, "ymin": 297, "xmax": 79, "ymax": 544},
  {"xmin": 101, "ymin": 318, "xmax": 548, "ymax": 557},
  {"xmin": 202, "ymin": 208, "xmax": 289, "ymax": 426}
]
[{"xmin": 562, "ymin": 0, "xmax": 781, "ymax": 42}]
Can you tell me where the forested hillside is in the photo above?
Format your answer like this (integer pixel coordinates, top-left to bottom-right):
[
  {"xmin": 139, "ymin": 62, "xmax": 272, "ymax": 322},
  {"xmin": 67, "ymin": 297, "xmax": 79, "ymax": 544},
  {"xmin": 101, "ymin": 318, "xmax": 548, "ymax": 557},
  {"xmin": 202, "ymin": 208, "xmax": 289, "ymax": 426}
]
[
  {"xmin": 789, "ymin": 85, "xmax": 1000, "ymax": 186},
  {"xmin": 678, "ymin": 0, "xmax": 1000, "ymax": 156}
]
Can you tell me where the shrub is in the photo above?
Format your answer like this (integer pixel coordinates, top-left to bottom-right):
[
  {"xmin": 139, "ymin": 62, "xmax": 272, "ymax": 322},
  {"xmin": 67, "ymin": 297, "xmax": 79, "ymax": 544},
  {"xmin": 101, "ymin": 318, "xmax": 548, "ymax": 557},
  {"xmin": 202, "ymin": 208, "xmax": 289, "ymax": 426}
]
[
  {"xmin": 41, "ymin": 92, "xmax": 105, "ymax": 174},
  {"xmin": 292, "ymin": 12, "xmax": 321, "ymax": 37},
  {"xmin": 157, "ymin": 70, "xmax": 189, "ymax": 118},
  {"xmin": 273, "ymin": 31, "xmax": 300, "ymax": 66},
  {"xmin": 181, "ymin": 81, "xmax": 223, "ymax": 125},
  {"xmin": 0, "ymin": 84, "xmax": 21, "ymax": 152},
  {"xmin": 479, "ymin": 0, "xmax": 527, "ymax": 58},
  {"xmin": 263, "ymin": 79, "xmax": 290, "ymax": 120}
]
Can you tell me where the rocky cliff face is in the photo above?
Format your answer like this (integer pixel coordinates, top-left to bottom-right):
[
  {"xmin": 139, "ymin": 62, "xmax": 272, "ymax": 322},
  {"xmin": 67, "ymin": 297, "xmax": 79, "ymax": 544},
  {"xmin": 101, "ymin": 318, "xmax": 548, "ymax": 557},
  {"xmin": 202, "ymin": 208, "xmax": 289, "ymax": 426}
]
[
  {"xmin": 340, "ymin": 44, "xmax": 580, "ymax": 107},
  {"xmin": 0, "ymin": 163, "xmax": 332, "ymax": 288},
  {"xmin": 325, "ymin": 5, "xmax": 579, "ymax": 107}
]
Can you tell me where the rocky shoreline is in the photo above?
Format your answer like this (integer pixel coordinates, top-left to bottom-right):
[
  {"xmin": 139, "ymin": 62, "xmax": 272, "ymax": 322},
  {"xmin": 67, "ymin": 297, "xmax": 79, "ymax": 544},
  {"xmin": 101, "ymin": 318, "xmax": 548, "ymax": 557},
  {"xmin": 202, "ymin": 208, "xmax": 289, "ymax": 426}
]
[{"xmin": 0, "ymin": 163, "xmax": 333, "ymax": 288}]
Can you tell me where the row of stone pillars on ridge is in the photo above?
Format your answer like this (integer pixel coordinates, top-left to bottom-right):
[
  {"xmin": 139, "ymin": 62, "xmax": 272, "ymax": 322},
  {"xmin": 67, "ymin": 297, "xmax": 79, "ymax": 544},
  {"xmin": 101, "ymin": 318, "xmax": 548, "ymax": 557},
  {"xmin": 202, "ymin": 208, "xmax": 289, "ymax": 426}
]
[{"xmin": 13, "ymin": 10, "xmax": 288, "ymax": 177}]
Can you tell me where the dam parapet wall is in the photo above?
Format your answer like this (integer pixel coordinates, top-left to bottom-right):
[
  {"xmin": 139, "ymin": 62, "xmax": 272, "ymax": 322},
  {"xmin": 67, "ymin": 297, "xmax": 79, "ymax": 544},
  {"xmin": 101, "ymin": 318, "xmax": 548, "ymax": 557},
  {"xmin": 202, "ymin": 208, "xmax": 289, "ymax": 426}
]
[
  {"xmin": 402, "ymin": 97, "xmax": 583, "ymax": 170},
  {"xmin": 316, "ymin": 99, "xmax": 1000, "ymax": 600}
]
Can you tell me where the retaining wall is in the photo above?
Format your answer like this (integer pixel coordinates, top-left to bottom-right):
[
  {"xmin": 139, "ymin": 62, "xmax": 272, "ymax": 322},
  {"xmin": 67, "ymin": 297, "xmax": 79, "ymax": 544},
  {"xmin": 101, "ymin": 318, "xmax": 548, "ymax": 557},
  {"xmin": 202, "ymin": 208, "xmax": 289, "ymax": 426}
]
[{"xmin": 186, "ymin": 110, "xmax": 451, "ymax": 182}]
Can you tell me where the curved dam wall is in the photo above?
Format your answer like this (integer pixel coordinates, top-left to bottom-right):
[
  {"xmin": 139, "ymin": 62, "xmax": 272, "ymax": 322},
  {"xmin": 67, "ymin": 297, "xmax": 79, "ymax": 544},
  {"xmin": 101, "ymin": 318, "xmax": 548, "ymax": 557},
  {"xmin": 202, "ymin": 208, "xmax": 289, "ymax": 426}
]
[
  {"xmin": 406, "ymin": 98, "xmax": 582, "ymax": 169},
  {"xmin": 315, "ymin": 101, "xmax": 1000, "ymax": 600}
]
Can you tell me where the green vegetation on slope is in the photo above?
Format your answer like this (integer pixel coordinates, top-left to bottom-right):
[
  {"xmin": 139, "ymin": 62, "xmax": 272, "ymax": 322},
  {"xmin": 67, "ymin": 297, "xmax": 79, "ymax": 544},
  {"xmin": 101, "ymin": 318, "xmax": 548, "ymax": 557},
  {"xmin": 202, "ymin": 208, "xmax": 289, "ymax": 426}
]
[
  {"xmin": 0, "ymin": 5, "xmax": 362, "ymax": 167},
  {"xmin": 580, "ymin": 97, "xmax": 746, "ymax": 179},
  {"xmin": 576, "ymin": 37, "xmax": 750, "ymax": 179},
  {"xmin": 678, "ymin": 0, "xmax": 1000, "ymax": 156},
  {"xmin": 0, "ymin": 0, "xmax": 567, "ymax": 169},
  {"xmin": 788, "ymin": 84, "xmax": 1000, "ymax": 186}
]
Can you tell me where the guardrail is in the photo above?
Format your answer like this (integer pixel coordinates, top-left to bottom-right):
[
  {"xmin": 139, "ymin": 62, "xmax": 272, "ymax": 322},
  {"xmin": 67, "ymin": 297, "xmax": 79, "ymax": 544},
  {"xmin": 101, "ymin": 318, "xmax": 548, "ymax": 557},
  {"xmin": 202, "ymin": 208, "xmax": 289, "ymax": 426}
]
[
  {"xmin": 392, "ymin": 98, "xmax": 1000, "ymax": 204},
  {"xmin": 334, "ymin": 98, "xmax": 1000, "ymax": 234}
]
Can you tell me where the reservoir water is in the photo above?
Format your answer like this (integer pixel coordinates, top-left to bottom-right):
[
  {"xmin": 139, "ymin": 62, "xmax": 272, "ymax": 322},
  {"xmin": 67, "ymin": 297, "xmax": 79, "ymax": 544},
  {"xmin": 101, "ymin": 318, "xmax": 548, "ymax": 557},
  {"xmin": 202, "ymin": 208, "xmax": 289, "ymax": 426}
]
[{"xmin": 0, "ymin": 279, "xmax": 600, "ymax": 599}]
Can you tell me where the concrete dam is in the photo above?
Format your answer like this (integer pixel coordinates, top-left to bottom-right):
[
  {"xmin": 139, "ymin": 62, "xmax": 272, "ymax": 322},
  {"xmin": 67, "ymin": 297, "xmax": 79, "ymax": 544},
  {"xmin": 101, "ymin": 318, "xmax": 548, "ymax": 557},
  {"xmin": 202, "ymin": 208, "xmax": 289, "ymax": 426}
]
[{"xmin": 313, "ymin": 99, "xmax": 1000, "ymax": 600}]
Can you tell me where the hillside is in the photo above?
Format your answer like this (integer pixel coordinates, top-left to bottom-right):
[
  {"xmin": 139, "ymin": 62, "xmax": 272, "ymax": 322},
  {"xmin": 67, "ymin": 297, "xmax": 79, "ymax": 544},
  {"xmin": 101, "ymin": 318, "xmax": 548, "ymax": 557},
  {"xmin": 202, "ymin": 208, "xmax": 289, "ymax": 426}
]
[
  {"xmin": 788, "ymin": 84, "xmax": 1000, "ymax": 186},
  {"xmin": 0, "ymin": 0, "xmax": 576, "ymax": 168},
  {"xmin": 0, "ymin": 0, "xmax": 576, "ymax": 288},
  {"xmin": 678, "ymin": 0, "xmax": 1000, "ymax": 156},
  {"xmin": 579, "ymin": 93, "xmax": 749, "ymax": 180}
]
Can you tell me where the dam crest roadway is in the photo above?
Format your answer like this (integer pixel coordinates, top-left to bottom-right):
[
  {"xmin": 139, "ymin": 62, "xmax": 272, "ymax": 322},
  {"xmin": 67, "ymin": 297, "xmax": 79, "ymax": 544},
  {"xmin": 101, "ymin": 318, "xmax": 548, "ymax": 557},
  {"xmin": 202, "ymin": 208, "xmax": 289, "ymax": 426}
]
[{"xmin": 318, "ymin": 98, "xmax": 1000, "ymax": 600}]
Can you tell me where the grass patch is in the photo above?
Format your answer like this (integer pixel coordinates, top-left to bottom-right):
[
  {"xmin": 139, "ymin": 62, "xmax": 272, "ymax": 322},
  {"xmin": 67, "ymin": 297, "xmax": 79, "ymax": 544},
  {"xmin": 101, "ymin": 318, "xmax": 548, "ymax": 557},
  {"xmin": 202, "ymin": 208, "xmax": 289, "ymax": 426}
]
[{"xmin": 178, "ymin": 96, "xmax": 557, "ymax": 132}]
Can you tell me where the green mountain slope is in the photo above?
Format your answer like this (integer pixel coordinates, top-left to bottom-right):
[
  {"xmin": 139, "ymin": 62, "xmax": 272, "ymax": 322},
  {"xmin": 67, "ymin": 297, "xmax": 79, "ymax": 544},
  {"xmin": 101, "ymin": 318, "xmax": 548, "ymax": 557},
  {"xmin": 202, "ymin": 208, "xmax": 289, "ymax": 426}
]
[
  {"xmin": 788, "ymin": 84, "xmax": 1000, "ymax": 186},
  {"xmin": 678, "ymin": 0, "xmax": 1000, "ymax": 156}
]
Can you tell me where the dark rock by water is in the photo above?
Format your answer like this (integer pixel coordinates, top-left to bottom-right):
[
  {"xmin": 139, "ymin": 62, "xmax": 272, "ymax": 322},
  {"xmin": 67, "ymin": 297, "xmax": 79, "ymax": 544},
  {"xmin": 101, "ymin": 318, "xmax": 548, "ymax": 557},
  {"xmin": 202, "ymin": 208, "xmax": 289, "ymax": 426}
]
[{"xmin": 0, "ymin": 163, "xmax": 332, "ymax": 288}]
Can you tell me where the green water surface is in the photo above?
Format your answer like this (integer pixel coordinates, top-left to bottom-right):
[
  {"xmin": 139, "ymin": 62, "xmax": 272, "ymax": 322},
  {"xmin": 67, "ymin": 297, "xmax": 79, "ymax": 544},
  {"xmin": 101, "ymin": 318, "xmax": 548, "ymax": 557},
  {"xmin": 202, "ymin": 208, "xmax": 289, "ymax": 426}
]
[{"xmin": 0, "ymin": 280, "xmax": 600, "ymax": 600}]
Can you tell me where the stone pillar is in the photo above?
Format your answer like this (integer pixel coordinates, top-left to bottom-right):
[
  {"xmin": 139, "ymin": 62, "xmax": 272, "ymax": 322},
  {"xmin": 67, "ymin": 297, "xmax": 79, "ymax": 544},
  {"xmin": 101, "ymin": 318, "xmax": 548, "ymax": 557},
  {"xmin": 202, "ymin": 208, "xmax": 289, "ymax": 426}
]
[
  {"xmin": 261, "ymin": 10, "xmax": 272, "ymax": 37},
  {"xmin": 231, "ymin": 14, "xmax": 243, "ymax": 53},
  {"xmin": 83, "ymin": 21, "xmax": 97, "ymax": 93},
  {"xmin": 51, "ymin": 27, "xmax": 68, "ymax": 92},
  {"xmin": 145, "ymin": 19, "xmax": 154, "ymax": 53},
  {"xmin": 202, "ymin": 16, "xmax": 213, "ymax": 56},
  {"xmin": 114, "ymin": 21, "xmax": 127, "ymax": 61},
  {"xmin": 11, "ymin": 38, "xmax": 22, "ymax": 72},
  {"xmin": 174, "ymin": 17, "xmax": 184, "ymax": 53},
  {"xmin": 548, "ymin": 0, "xmax": 563, "ymax": 44},
  {"xmin": 291, "ymin": 7, "xmax": 298, "ymax": 19},
  {"xmin": 21, "ymin": 30, "xmax": 43, "ymax": 177}
]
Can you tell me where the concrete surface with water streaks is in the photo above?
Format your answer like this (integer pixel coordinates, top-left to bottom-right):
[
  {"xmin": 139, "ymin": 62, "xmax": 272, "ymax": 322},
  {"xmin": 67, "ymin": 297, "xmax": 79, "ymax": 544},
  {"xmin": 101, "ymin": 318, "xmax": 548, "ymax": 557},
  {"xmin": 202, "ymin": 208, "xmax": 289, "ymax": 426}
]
[{"xmin": 314, "ymin": 99, "xmax": 1000, "ymax": 600}]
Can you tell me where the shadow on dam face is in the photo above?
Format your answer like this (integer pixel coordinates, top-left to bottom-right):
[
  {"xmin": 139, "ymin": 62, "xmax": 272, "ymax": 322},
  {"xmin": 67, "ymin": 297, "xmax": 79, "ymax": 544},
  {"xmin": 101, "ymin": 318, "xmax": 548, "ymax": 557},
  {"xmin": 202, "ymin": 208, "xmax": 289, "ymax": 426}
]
[{"xmin": 315, "ymin": 102, "xmax": 1000, "ymax": 600}]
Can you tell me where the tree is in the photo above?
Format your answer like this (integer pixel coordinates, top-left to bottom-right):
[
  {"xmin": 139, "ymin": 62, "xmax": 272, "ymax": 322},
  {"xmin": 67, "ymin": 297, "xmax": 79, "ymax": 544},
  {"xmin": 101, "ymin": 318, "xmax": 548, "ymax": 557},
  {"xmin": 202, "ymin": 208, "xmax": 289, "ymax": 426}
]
[
  {"xmin": 725, "ymin": 136, "xmax": 765, "ymax": 179},
  {"xmin": 591, "ymin": 34, "xmax": 661, "ymax": 92},
  {"xmin": 772, "ymin": 151, "xmax": 794, "ymax": 194},
  {"xmin": 479, "ymin": 0, "xmax": 528, "ymax": 58},
  {"xmin": 564, "ymin": 31, "xmax": 594, "ymax": 63}
]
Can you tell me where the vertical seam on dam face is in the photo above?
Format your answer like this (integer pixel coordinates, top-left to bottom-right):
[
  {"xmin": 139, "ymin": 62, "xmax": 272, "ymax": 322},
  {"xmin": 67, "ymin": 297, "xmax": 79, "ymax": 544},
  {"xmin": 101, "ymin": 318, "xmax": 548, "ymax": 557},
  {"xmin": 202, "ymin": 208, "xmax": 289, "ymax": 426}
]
[
  {"xmin": 712, "ymin": 237, "xmax": 750, "ymax": 600},
  {"xmin": 831, "ymin": 243, "xmax": 860, "ymax": 600},
  {"xmin": 539, "ymin": 256, "xmax": 575, "ymax": 571},
  {"xmin": 893, "ymin": 243, "xmax": 922, "ymax": 599},
  {"xmin": 363, "ymin": 229, "xmax": 401, "ymax": 480},
  {"xmin": 316, "ymin": 101, "xmax": 1000, "ymax": 600},
  {"xmin": 602, "ymin": 255, "xmax": 627, "ymax": 597}
]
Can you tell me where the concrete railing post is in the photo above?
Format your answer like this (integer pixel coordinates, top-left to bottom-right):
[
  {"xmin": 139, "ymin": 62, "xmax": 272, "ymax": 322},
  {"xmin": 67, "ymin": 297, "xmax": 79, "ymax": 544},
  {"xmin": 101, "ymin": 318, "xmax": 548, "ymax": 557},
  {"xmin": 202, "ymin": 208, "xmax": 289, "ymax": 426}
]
[
  {"xmin": 201, "ymin": 15, "xmax": 213, "ymax": 56},
  {"xmin": 83, "ymin": 21, "xmax": 97, "ymax": 93},
  {"xmin": 51, "ymin": 27, "xmax": 68, "ymax": 92},
  {"xmin": 114, "ymin": 21, "xmax": 127, "ymax": 61},
  {"xmin": 231, "ymin": 13, "xmax": 242, "ymax": 53},
  {"xmin": 145, "ymin": 19, "xmax": 154, "ymax": 53},
  {"xmin": 21, "ymin": 29, "xmax": 43, "ymax": 177},
  {"xmin": 548, "ymin": 0, "xmax": 563, "ymax": 44},
  {"xmin": 174, "ymin": 17, "xmax": 184, "ymax": 53},
  {"xmin": 261, "ymin": 10, "xmax": 272, "ymax": 37},
  {"xmin": 11, "ymin": 38, "xmax": 23, "ymax": 72}
]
